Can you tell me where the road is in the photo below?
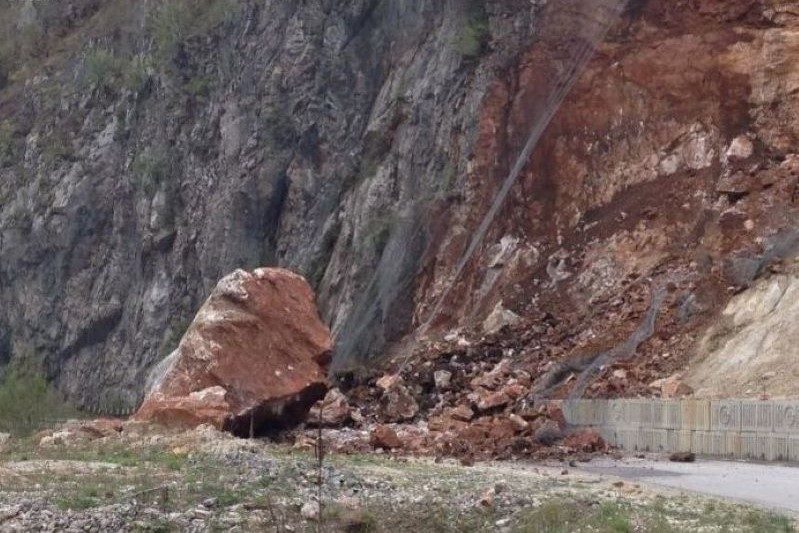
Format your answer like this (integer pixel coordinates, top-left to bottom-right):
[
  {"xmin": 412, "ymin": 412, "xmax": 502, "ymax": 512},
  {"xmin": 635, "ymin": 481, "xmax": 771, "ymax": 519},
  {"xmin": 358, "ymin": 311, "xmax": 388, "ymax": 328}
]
[{"xmin": 578, "ymin": 457, "xmax": 799, "ymax": 515}]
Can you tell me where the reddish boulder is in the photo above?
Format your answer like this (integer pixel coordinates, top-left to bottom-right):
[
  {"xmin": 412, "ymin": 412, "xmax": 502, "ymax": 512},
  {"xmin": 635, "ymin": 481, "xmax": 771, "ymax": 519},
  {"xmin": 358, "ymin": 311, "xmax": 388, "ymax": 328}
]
[
  {"xmin": 650, "ymin": 373, "xmax": 693, "ymax": 399},
  {"xmin": 378, "ymin": 377, "xmax": 419, "ymax": 422},
  {"xmin": 370, "ymin": 425, "xmax": 403, "ymax": 449},
  {"xmin": 136, "ymin": 268, "xmax": 331, "ymax": 435},
  {"xmin": 546, "ymin": 404, "xmax": 568, "ymax": 430},
  {"xmin": 564, "ymin": 430, "xmax": 607, "ymax": 453},
  {"xmin": 476, "ymin": 390, "xmax": 511, "ymax": 412},
  {"xmin": 307, "ymin": 388, "xmax": 352, "ymax": 427}
]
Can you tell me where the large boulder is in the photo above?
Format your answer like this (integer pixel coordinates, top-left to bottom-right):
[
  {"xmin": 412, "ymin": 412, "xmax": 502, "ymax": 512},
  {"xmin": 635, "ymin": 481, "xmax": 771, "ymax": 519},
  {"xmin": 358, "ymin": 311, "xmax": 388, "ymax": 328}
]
[{"xmin": 135, "ymin": 268, "xmax": 331, "ymax": 435}]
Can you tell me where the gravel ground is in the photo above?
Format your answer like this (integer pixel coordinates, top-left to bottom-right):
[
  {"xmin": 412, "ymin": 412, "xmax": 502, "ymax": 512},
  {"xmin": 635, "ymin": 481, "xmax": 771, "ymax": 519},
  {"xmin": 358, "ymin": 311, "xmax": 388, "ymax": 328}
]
[{"xmin": 0, "ymin": 426, "xmax": 794, "ymax": 532}]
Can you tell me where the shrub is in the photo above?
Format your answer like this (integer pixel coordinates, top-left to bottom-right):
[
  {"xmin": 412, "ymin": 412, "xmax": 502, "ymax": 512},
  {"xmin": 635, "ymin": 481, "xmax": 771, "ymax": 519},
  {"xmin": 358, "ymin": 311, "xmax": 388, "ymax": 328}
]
[
  {"xmin": 0, "ymin": 120, "xmax": 15, "ymax": 167},
  {"xmin": 186, "ymin": 76, "xmax": 213, "ymax": 99},
  {"xmin": 149, "ymin": 0, "xmax": 240, "ymax": 63},
  {"xmin": 133, "ymin": 148, "xmax": 167, "ymax": 194},
  {"xmin": 455, "ymin": 3, "xmax": 489, "ymax": 59},
  {"xmin": 0, "ymin": 369, "xmax": 78, "ymax": 436},
  {"xmin": 84, "ymin": 49, "xmax": 125, "ymax": 92},
  {"xmin": 124, "ymin": 55, "xmax": 151, "ymax": 94},
  {"xmin": 42, "ymin": 131, "xmax": 73, "ymax": 165}
]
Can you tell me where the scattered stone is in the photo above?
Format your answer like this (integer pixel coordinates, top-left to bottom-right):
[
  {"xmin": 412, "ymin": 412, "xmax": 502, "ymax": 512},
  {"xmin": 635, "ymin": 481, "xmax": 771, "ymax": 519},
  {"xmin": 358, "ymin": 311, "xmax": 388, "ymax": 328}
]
[
  {"xmin": 476, "ymin": 391, "xmax": 511, "ymax": 412},
  {"xmin": 564, "ymin": 430, "xmax": 607, "ymax": 453},
  {"xmin": 478, "ymin": 487, "xmax": 496, "ymax": 508},
  {"xmin": 379, "ymin": 380, "xmax": 419, "ymax": 422},
  {"xmin": 376, "ymin": 374, "xmax": 401, "ymax": 392},
  {"xmin": 669, "ymin": 451, "xmax": 696, "ymax": 463},
  {"xmin": 449, "ymin": 405, "xmax": 475, "ymax": 422},
  {"xmin": 508, "ymin": 414, "xmax": 529, "ymax": 432},
  {"xmin": 650, "ymin": 373, "xmax": 694, "ymax": 399},
  {"xmin": 482, "ymin": 302, "xmax": 521, "ymax": 335},
  {"xmin": 434, "ymin": 370, "xmax": 452, "ymax": 390},
  {"xmin": 726, "ymin": 135, "xmax": 754, "ymax": 161},
  {"xmin": 534, "ymin": 420, "xmax": 563, "ymax": 446},
  {"xmin": 370, "ymin": 425, "xmax": 402, "ymax": 450},
  {"xmin": 301, "ymin": 501, "xmax": 320, "ymax": 521},
  {"xmin": 307, "ymin": 388, "xmax": 352, "ymax": 427}
]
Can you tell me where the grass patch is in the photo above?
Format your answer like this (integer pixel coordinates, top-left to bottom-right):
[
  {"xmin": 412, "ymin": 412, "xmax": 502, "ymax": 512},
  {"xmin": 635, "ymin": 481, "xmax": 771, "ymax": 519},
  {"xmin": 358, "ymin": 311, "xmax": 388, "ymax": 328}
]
[
  {"xmin": 0, "ymin": 369, "xmax": 80, "ymax": 436},
  {"xmin": 56, "ymin": 484, "xmax": 106, "ymax": 511}
]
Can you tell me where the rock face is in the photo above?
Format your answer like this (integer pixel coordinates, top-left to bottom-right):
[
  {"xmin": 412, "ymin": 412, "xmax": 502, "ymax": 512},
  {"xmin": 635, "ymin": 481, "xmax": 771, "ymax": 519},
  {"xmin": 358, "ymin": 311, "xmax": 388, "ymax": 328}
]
[
  {"xmin": 1, "ymin": 0, "xmax": 799, "ymax": 408},
  {"xmin": 688, "ymin": 263, "xmax": 799, "ymax": 399},
  {"xmin": 135, "ymin": 268, "xmax": 330, "ymax": 435}
]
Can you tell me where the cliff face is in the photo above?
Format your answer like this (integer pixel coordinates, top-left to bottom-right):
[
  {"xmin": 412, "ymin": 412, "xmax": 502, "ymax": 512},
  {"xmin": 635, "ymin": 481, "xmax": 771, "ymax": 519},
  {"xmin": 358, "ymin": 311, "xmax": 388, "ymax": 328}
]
[
  {"xmin": 0, "ymin": 0, "xmax": 541, "ymax": 409},
  {"xmin": 1, "ymin": 0, "xmax": 798, "ymax": 408}
]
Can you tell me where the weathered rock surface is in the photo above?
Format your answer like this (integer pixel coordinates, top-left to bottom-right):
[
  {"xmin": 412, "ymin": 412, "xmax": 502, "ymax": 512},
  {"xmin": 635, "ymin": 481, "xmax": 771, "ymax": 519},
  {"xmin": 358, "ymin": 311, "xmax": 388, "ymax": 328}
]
[
  {"xmin": 688, "ymin": 262, "xmax": 799, "ymax": 398},
  {"xmin": 1, "ymin": 0, "xmax": 799, "ymax": 412},
  {"xmin": 307, "ymin": 388, "xmax": 352, "ymax": 428},
  {"xmin": 135, "ymin": 268, "xmax": 330, "ymax": 435}
]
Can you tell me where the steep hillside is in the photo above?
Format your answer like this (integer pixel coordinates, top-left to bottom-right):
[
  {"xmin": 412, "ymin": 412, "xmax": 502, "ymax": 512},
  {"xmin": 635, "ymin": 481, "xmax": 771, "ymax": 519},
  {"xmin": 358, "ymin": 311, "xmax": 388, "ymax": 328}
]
[{"xmin": 1, "ymin": 0, "xmax": 798, "ymax": 409}]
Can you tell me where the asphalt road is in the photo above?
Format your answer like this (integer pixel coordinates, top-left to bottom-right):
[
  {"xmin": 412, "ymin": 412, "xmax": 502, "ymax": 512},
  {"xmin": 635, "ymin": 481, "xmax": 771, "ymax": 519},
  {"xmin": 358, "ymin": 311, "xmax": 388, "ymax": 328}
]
[{"xmin": 578, "ymin": 457, "xmax": 799, "ymax": 514}]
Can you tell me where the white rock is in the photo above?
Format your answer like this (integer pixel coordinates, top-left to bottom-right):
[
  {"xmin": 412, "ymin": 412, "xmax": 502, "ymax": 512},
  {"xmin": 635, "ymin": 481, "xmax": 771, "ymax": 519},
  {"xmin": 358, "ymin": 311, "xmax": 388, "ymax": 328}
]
[
  {"xmin": 726, "ymin": 135, "xmax": 754, "ymax": 161},
  {"xmin": 482, "ymin": 301, "xmax": 521, "ymax": 334},
  {"xmin": 301, "ymin": 501, "xmax": 320, "ymax": 521},
  {"xmin": 434, "ymin": 370, "xmax": 452, "ymax": 390}
]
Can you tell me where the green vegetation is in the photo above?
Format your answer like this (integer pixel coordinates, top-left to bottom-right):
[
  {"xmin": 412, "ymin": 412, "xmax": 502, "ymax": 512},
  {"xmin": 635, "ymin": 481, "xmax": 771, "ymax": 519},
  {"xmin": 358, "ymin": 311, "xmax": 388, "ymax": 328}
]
[
  {"xmin": 149, "ymin": 0, "xmax": 240, "ymax": 64},
  {"xmin": 84, "ymin": 49, "xmax": 124, "ymax": 92},
  {"xmin": 512, "ymin": 498, "xmax": 796, "ymax": 533},
  {"xmin": 133, "ymin": 148, "xmax": 168, "ymax": 195},
  {"xmin": 42, "ymin": 131, "xmax": 74, "ymax": 165},
  {"xmin": 56, "ymin": 484, "xmax": 105, "ymax": 511},
  {"xmin": 455, "ymin": 2, "xmax": 490, "ymax": 59},
  {"xmin": 364, "ymin": 213, "xmax": 396, "ymax": 256},
  {"xmin": 0, "ymin": 369, "xmax": 79, "ymax": 436},
  {"xmin": 0, "ymin": 120, "xmax": 15, "ymax": 167},
  {"xmin": 186, "ymin": 76, "xmax": 213, "ymax": 99},
  {"xmin": 125, "ymin": 56, "xmax": 151, "ymax": 94}
]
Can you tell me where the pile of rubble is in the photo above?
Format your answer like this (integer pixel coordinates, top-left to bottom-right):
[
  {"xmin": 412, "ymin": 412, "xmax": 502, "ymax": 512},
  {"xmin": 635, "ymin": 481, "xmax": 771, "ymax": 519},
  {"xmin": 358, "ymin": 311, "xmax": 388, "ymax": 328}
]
[{"xmin": 292, "ymin": 335, "xmax": 610, "ymax": 462}]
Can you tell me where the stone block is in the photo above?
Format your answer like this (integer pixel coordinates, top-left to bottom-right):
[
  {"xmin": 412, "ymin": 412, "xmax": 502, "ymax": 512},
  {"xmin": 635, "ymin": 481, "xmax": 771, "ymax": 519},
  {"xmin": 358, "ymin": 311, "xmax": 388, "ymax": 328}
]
[
  {"xmin": 726, "ymin": 432, "xmax": 742, "ymax": 458},
  {"xmin": 681, "ymin": 400, "xmax": 711, "ymax": 431},
  {"xmin": 654, "ymin": 400, "xmax": 681, "ymax": 429},
  {"xmin": 741, "ymin": 401, "xmax": 773, "ymax": 432},
  {"xmin": 739, "ymin": 433, "xmax": 757, "ymax": 459},
  {"xmin": 773, "ymin": 402, "xmax": 799, "ymax": 434},
  {"xmin": 769, "ymin": 434, "xmax": 789, "ymax": 462},
  {"xmin": 677, "ymin": 430, "xmax": 693, "ymax": 452},
  {"xmin": 711, "ymin": 401, "xmax": 741, "ymax": 432}
]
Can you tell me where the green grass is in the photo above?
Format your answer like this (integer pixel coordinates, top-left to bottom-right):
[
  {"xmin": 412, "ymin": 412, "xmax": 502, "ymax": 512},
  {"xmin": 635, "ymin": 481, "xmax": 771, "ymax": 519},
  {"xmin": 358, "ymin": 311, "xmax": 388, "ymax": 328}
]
[
  {"xmin": 0, "ymin": 369, "xmax": 81, "ymax": 436},
  {"xmin": 56, "ymin": 484, "xmax": 106, "ymax": 511}
]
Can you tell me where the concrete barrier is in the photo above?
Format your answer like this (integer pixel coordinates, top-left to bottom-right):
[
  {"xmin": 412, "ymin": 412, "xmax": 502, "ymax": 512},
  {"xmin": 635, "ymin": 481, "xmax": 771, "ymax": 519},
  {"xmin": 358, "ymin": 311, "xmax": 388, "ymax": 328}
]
[{"xmin": 561, "ymin": 399, "xmax": 799, "ymax": 462}]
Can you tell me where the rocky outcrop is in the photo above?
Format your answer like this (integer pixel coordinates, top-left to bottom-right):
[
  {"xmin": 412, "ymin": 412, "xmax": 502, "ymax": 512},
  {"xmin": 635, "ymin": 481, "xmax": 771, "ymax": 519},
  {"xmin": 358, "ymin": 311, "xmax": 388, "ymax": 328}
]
[
  {"xmin": 1, "ymin": 0, "xmax": 799, "ymax": 408},
  {"xmin": 0, "ymin": 0, "xmax": 540, "ymax": 406},
  {"xmin": 135, "ymin": 268, "xmax": 330, "ymax": 435},
  {"xmin": 688, "ymin": 262, "xmax": 799, "ymax": 398}
]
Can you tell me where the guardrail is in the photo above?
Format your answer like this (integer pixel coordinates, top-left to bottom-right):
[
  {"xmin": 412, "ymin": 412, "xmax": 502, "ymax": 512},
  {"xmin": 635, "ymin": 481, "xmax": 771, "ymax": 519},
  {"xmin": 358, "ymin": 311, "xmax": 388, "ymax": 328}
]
[{"xmin": 558, "ymin": 399, "xmax": 799, "ymax": 462}]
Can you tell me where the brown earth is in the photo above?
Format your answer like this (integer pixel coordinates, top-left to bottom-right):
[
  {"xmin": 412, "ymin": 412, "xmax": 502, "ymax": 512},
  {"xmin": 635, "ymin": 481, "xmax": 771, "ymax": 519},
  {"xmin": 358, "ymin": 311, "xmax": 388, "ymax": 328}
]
[{"xmin": 403, "ymin": 0, "xmax": 799, "ymax": 403}]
